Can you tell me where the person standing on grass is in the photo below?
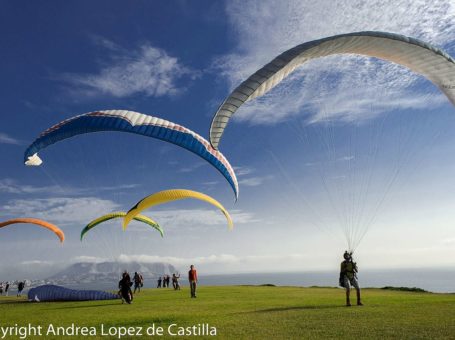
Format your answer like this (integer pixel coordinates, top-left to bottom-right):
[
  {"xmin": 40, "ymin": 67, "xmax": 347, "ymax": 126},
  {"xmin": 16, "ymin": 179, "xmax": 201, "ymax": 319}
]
[
  {"xmin": 133, "ymin": 272, "xmax": 140, "ymax": 293},
  {"xmin": 188, "ymin": 265, "xmax": 198, "ymax": 298},
  {"xmin": 5, "ymin": 282, "xmax": 9, "ymax": 296},
  {"xmin": 17, "ymin": 281, "xmax": 25, "ymax": 297},
  {"xmin": 157, "ymin": 276, "xmax": 162, "ymax": 288},
  {"xmin": 340, "ymin": 251, "xmax": 363, "ymax": 306},
  {"xmin": 172, "ymin": 273, "xmax": 181, "ymax": 290},
  {"xmin": 175, "ymin": 274, "xmax": 181, "ymax": 290},
  {"xmin": 118, "ymin": 271, "xmax": 133, "ymax": 304}
]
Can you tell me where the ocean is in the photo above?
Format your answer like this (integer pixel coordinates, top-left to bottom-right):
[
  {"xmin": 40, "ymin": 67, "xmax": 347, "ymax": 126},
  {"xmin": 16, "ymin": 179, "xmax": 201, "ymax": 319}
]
[{"xmin": 197, "ymin": 269, "xmax": 455, "ymax": 293}]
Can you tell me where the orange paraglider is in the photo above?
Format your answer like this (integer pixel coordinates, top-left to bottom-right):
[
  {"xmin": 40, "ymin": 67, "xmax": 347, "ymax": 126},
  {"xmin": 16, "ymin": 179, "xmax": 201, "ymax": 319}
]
[{"xmin": 0, "ymin": 218, "xmax": 65, "ymax": 243}]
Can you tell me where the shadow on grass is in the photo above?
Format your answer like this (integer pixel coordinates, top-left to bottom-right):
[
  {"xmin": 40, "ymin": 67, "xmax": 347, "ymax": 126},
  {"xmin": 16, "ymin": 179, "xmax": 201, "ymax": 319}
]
[
  {"xmin": 46, "ymin": 302, "xmax": 122, "ymax": 310},
  {"xmin": 249, "ymin": 305, "xmax": 345, "ymax": 313},
  {"xmin": 0, "ymin": 300, "xmax": 29, "ymax": 305}
]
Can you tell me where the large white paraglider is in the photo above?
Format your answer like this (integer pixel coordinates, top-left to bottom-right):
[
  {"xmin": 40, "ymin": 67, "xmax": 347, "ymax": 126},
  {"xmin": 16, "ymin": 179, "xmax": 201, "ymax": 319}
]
[
  {"xmin": 210, "ymin": 31, "xmax": 455, "ymax": 252},
  {"xmin": 210, "ymin": 31, "xmax": 455, "ymax": 150}
]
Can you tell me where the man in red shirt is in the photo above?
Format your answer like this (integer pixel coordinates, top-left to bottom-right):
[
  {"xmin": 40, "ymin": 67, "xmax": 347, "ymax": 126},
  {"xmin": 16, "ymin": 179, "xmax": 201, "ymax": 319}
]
[{"xmin": 188, "ymin": 265, "xmax": 198, "ymax": 298}]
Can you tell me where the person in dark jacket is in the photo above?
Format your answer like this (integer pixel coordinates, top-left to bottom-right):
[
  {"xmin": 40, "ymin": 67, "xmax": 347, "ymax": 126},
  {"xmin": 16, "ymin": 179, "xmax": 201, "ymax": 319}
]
[
  {"xmin": 133, "ymin": 272, "xmax": 142, "ymax": 293},
  {"xmin": 340, "ymin": 251, "xmax": 363, "ymax": 306},
  {"xmin": 118, "ymin": 271, "xmax": 133, "ymax": 304},
  {"xmin": 17, "ymin": 281, "xmax": 25, "ymax": 297}
]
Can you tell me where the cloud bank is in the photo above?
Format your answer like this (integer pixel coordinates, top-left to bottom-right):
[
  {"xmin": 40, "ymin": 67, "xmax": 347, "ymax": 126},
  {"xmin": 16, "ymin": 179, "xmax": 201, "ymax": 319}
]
[{"xmin": 2, "ymin": 197, "xmax": 120, "ymax": 226}]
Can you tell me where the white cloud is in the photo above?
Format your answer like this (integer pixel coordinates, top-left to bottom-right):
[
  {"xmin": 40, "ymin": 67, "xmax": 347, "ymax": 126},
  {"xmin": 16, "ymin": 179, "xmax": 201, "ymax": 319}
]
[
  {"xmin": 234, "ymin": 166, "xmax": 273, "ymax": 186},
  {"xmin": 61, "ymin": 38, "xmax": 197, "ymax": 98},
  {"xmin": 337, "ymin": 156, "xmax": 355, "ymax": 162},
  {"xmin": 0, "ymin": 178, "xmax": 139, "ymax": 195},
  {"xmin": 178, "ymin": 162, "xmax": 207, "ymax": 173},
  {"xmin": 115, "ymin": 253, "xmax": 241, "ymax": 266},
  {"xmin": 0, "ymin": 132, "xmax": 22, "ymax": 145},
  {"xmin": 2, "ymin": 197, "xmax": 120, "ymax": 226},
  {"xmin": 110, "ymin": 253, "xmax": 342, "ymax": 274},
  {"xmin": 0, "ymin": 178, "xmax": 62, "ymax": 194},
  {"xmin": 95, "ymin": 183, "xmax": 140, "ymax": 192},
  {"xmin": 134, "ymin": 209, "xmax": 258, "ymax": 229},
  {"xmin": 72, "ymin": 256, "xmax": 108, "ymax": 263},
  {"xmin": 215, "ymin": 0, "xmax": 455, "ymax": 124},
  {"xmin": 239, "ymin": 175, "xmax": 273, "ymax": 187},
  {"xmin": 233, "ymin": 166, "xmax": 254, "ymax": 176},
  {"xmin": 115, "ymin": 253, "xmax": 309, "ymax": 269},
  {"xmin": 20, "ymin": 260, "xmax": 54, "ymax": 266},
  {"xmin": 67, "ymin": 254, "xmax": 243, "ymax": 266}
]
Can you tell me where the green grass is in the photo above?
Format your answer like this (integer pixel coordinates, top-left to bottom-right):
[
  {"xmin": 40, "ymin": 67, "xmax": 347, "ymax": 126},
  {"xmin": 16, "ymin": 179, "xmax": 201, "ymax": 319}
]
[{"xmin": 1, "ymin": 286, "xmax": 455, "ymax": 339}]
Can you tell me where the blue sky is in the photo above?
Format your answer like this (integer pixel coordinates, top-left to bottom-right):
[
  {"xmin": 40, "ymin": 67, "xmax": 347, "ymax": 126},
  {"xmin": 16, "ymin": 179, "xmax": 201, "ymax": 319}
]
[{"xmin": 1, "ymin": 0, "xmax": 455, "ymax": 278}]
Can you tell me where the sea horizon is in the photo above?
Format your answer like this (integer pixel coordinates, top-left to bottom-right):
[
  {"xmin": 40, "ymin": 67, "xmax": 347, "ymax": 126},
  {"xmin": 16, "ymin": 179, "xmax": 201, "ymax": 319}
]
[{"xmin": 15, "ymin": 267, "xmax": 454, "ymax": 294}]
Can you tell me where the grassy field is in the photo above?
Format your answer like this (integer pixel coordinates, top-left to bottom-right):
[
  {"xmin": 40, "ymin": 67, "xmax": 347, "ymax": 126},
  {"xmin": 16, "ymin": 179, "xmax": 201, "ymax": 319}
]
[{"xmin": 1, "ymin": 286, "xmax": 455, "ymax": 339}]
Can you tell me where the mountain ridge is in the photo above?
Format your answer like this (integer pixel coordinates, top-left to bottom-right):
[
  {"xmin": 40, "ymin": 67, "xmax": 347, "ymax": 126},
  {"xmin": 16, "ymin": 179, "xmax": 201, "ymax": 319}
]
[{"xmin": 47, "ymin": 261, "xmax": 178, "ymax": 285}]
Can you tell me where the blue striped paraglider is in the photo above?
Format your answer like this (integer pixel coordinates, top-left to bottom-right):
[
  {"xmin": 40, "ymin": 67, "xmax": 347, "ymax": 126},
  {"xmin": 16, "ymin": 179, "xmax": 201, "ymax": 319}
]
[{"xmin": 24, "ymin": 110, "xmax": 239, "ymax": 200}]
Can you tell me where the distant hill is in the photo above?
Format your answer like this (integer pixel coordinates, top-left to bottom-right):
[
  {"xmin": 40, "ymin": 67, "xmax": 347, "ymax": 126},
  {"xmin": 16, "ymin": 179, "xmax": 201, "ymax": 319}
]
[{"xmin": 47, "ymin": 261, "xmax": 178, "ymax": 285}]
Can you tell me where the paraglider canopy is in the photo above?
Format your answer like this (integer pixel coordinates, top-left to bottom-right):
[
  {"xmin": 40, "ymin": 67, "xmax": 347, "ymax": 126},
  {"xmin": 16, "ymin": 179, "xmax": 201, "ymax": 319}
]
[
  {"xmin": 210, "ymin": 31, "xmax": 455, "ymax": 149},
  {"xmin": 80, "ymin": 212, "xmax": 164, "ymax": 240},
  {"xmin": 24, "ymin": 110, "xmax": 239, "ymax": 200},
  {"xmin": 123, "ymin": 189, "xmax": 234, "ymax": 230},
  {"xmin": 0, "ymin": 218, "xmax": 64, "ymax": 243}
]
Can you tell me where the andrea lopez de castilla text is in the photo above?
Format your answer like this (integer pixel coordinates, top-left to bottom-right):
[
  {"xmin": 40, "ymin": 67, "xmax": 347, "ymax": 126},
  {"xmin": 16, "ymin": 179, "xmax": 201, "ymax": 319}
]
[{"xmin": 1, "ymin": 323, "xmax": 217, "ymax": 339}]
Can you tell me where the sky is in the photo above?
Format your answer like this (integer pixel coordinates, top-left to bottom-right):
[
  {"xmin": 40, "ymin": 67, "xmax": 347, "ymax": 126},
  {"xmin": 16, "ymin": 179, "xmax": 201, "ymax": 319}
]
[{"xmin": 1, "ymin": 0, "xmax": 455, "ymax": 279}]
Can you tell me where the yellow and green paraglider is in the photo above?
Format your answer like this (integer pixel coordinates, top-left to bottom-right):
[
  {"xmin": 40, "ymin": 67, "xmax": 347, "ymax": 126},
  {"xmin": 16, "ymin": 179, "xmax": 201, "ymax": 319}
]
[
  {"xmin": 0, "ymin": 218, "xmax": 65, "ymax": 243},
  {"xmin": 81, "ymin": 212, "xmax": 163, "ymax": 240},
  {"xmin": 123, "ymin": 189, "xmax": 233, "ymax": 230}
]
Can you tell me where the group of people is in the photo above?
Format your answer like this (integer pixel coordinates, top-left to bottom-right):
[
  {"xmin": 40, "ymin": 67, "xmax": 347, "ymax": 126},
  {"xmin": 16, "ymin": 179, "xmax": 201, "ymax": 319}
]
[
  {"xmin": 119, "ymin": 259, "xmax": 357, "ymax": 306},
  {"xmin": 117, "ymin": 265, "xmax": 198, "ymax": 303},
  {"xmin": 0, "ymin": 281, "xmax": 26, "ymax": 297},
  {"xmin": 118, "ymin": 268, "xmax": 196, "ymax": 304},
  {"xmin": 6, "ymin": 257, "xmax": 358, "ymax": 306},
  {"xmin": 118, "ymin": 271, "xmax": 144, "ymax": 304},
  {"xmin": 156, "ymin": 265, "xmax": 197, "ymax": 297},
  {"xmin": 5, "ymin": 256, "xmax": 358, "ymax": 306},
  {"xmin": 156, "ymin": 275, "xmax": 170, "ymax": 288},
  {"xmin": 156, "ymin": 273, "xmax": 182, "ymax": 290}
]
